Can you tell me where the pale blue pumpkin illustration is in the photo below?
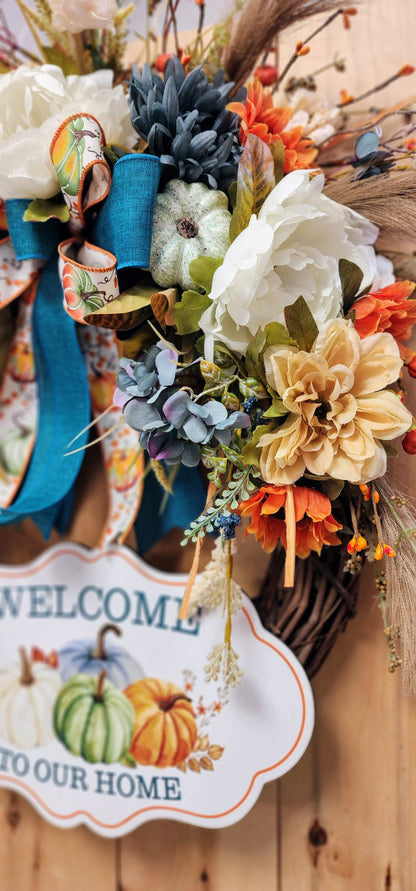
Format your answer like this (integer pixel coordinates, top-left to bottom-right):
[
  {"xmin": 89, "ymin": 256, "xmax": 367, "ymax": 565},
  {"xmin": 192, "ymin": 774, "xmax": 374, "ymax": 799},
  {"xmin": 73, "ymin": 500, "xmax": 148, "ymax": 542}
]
[{"xmin": 58, "ymin": 623, "xmax": 144, "ymax": 689}]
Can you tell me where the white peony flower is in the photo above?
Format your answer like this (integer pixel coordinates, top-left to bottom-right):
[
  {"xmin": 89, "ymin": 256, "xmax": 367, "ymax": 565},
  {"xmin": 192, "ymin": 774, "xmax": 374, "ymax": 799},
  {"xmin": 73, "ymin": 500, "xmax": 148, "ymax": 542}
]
[
  {"xmin": 373, "ymin": 253, "xmax": 395, "ymax": 290},
  {"xmin": 49, "ymin": 0, "xmax": 117, "ymax": 33},
  {"xmin": 0, "ymin": 65, "xmax": 136, "ymax": 200},
  {"xmin": 199, "ymin": 170, "xmax": 378, "ymax": 358}
]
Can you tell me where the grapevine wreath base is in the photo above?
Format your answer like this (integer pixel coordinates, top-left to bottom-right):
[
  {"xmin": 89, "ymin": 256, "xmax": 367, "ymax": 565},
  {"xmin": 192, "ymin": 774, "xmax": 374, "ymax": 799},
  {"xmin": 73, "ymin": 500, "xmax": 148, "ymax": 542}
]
[{"xmin": 255, "ymin": 545, "xmax": 360, "ymax": 678}]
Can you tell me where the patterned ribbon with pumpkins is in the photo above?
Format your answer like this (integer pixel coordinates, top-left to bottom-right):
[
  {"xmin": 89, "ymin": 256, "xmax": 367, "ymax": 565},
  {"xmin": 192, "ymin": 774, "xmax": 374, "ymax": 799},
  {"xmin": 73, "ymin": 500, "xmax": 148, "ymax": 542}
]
[
  {"xmin": 51, "ymin": 113, "xmax": 118, "ymax": 322},
  {"xmin": 0, "ymin": 114, "xmax": 161, "ymax": 542},
  {"xmin": 50, "ymin": 113, "xmax": 161, "ymax": 325}
]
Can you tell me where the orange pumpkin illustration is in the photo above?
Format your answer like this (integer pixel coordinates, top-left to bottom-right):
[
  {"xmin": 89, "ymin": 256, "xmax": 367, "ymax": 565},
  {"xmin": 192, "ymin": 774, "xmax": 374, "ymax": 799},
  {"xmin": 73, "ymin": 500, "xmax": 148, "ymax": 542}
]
[
  {"xmin": 62, "ymin": 262, "xmax": 105, "ymax": 320},
  {"xmin": 89, "ymin": 366, "xmax": 117, "ymax": 414},
  {"xmin": 106, "ymin": 448, "xmax": 143, "ymax": 493},
  {"xmin": 8, "ymin": 341, "xmax": 35, "ymax": 383},
  {"xmin": 124, "ymin": 678, "xmax": 198, "ymax": 768}
]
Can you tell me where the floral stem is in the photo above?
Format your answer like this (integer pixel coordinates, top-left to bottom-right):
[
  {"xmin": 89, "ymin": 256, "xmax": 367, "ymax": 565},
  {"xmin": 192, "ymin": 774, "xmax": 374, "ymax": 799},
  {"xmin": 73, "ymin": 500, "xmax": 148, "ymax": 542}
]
[
  {"xmin": 336, "ymin": 69, "xmax": 415, "ymax": 108},
  {"xmin": 178, "ymin": 481, "xmax": 217, "ymax": 620},
  {"xmin": 382, "ymin": 492, "xmax": 416, "ymax": 557},
  {"xmin": 348, "ymin": 490, "xmax": 360, "ymax": 538},
  {"xmin": 167, "ymin": 0, "xmax": 180, "ymax": 56},
  {"xmin": 72, "ymin": 31, "xmax": 87, "ymax": 74},
  {"xmin": 224, "ymin": 539, "xmax": 233, "ymax": 648},
  {"xmin": 372, "ymin": 484, "xmax": 384, "ymax": 544},
  {"xmin": 284, "ymin": 485, "xmax": 296, "ymax": 587},
  {"xmin": 195, "ymin": 1, "xmax": 205, "ymax": 56},
  {"xmin": 276, "ymin": 9, "xmax": 344, "ymax": 90},
  {"xmin": 193, "ymin": 376, "xmax": 238, "ymax": 402}
]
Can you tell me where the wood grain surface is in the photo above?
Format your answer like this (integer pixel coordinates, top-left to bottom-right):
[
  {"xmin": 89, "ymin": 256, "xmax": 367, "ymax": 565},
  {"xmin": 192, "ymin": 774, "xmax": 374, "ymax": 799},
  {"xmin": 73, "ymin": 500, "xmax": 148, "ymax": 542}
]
[{"xmin": 1, "ymin": 2, "xmax": 416, "ymax": 888}]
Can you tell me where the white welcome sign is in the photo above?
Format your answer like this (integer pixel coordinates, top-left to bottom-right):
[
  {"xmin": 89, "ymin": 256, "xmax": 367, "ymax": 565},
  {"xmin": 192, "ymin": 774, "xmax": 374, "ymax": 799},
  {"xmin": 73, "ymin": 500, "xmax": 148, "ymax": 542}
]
[{"xmin": 0, "ymin": 543, "xmax": 314, "ymax": 836}]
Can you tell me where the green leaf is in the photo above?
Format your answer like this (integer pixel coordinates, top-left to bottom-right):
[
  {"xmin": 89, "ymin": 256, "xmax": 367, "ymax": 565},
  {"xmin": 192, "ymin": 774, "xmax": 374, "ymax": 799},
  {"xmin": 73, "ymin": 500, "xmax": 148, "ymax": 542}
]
[
  {"xmin": 188, "ymin": 255, "xmax": 223, "ymax": 293},
  {"xmin": 200, "ymin": 360, "xmax": 227, "ymax": 386},
  {"xmin": 228, "ymin": 180, "xmax": 238, "ymax": 211},
  {"xmin": 339, "ymin": 258, "xmax": 364, "ymax": 313},
  {"xmin": 263, "ymin": 321, "xmax": 295, "ymax": 351},
  {"xmin": 171, "ymin": 289, "xmax": 211, "ymax": 335},
  {"xmin": 84, "ymin": 276, "xmax": 156, "ymax": 329},
  {"xmin": 24, "ymin": 198, "xmax": 70, "ymax": 224},
  {"xmin": 239, "ymin": 378, "xmax": 268, "ymax": 400},
  {"xmin": 262, "ymin": 397, "xmax": 287, "ymax": 418},
  {"xmin": 120, "ymin": 752, "xmax": 137, "ymax": 768},
  {"xmin": 42, "ymin": 45, "xmax": 78, "ymax": 75},
  {"xmin": 222, "ymin": 390, "xmax": 240, "ymax": 411},
  {"xmin": 270, "ymin": 141, "xmax": 285, "ymax": 184},
  {"xmin": 229, "ymin": 134, "xmax": 275, "ymax": 243},
  {"xmin": 381, "ymin": 442, "xmax": 398, "ymax": 458},
  {"xmin": 284, "ymin": 296, "xmax": 318, "ymax": 352},
  {"xmin": 213, "ymin": 342, "xmax": 246, "ymax": 375},
  {"xmin": 241, "ymin": 423, "xmax": 271, "ymax": 467},
  {"xmin": 246, "ymin": 322, "xmax": 294, "ymax": 387},
  {"xmin": 245, "ymin": 328, "xmax": 267, "ymax": 379},
  {"xmin": 318, "ymin": 479, "xmax": 345, "ymax": 501},
  {"xmin": 104, "ymin": 145, "xmax": 131, "ymax": 167}
]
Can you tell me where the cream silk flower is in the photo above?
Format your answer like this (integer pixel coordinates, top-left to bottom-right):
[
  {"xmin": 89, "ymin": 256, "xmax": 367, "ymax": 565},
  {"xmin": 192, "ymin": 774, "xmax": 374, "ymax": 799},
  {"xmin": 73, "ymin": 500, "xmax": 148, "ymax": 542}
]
[{"xmin": 258, "ymin": 318, "xmax": 411, "ymax": 485}]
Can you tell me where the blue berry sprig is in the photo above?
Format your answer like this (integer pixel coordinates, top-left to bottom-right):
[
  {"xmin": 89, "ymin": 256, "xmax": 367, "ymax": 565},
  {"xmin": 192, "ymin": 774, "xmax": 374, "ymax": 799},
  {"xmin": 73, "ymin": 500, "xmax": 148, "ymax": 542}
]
[{"xmin": 215, "ymin": 513, "xmax": 241, "ymax": 539}]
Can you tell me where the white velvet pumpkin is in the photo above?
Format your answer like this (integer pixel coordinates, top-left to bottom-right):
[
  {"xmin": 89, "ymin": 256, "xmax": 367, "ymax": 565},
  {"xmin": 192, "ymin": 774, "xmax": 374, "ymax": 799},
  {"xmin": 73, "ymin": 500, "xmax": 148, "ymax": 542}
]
[
  {"xmin": 149, "ymin": 179, "xmax": 231, "ymax": 290},
  {"xmin": 0, "ymin": 650, "xmax": 61, "ymax": 747}
]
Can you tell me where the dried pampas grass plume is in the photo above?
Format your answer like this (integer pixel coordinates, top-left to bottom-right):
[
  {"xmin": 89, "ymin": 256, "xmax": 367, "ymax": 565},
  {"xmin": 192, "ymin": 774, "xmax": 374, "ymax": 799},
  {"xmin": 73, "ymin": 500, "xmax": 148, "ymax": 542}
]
[
  {"xmin": 222, "ymin": 0, "xmax": 346, "ymax": 90},
  {"xmin": 324, "ymin": 170, "xmax": 416, "ymax": 243},
  {"xmin": 377, "ymin": 477, "xmax": 416, "ymax": 693}
]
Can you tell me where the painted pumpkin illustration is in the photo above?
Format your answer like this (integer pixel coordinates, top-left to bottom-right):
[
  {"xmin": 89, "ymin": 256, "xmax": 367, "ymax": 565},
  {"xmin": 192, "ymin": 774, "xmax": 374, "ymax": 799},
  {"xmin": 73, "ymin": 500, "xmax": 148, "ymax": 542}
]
[
  {"xmin": 8, "ymin": 341, "xmax": 35, "ymax": 383},
  {"xmin": 62, "ymin": 263, "xmax": 105, "ymax": 320},
  {"xmin": 52, "ymin": 115, "xmax": 104, "ymax": 196},
  {"xmin": 0, "ymin": 422, "xmax": 33, "ymax": 476},
  {"xmin": 54, "ymin": 671, "xmax": 135, "ymax": 763},
  {"xmin": 89, "ymin": 366, "xmax": 117, "ymax": 414},
  {"xmin": 58, "ymin": 623, "xmax": 145, "ymax": 689},
  {"xmin": 0, "ymin": 647, "xmax": 61, "ymax": 747},
  {"xmin": 106, "ymin": 448, "xmax": 144, "ymax": 493},
  {"xmin": 124, "ymin": 678, "xmax": 198, "ymax": 768}
]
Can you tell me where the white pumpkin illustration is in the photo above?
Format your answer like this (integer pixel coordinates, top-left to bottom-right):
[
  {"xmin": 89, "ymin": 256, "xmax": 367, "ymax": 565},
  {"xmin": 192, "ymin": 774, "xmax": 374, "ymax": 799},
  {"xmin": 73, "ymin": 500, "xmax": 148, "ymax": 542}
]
[{"xmin": 0, "ymin": 647, "xmax": 61, "ymax": 747}]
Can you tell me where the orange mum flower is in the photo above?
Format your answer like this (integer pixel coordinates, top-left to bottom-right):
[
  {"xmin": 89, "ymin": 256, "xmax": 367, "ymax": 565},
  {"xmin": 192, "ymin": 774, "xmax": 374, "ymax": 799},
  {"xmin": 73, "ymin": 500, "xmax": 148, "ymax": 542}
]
[
  {"xmin": 238, "ymin": 484, "xmax": 342, "ymax": 558},
  {"xmin": 228, "ymin": 80, "xmax": 318, "ymax": 174},
  {"xmin": 351, "ymin": 280, "xmax": 416, "ymax": 361}
]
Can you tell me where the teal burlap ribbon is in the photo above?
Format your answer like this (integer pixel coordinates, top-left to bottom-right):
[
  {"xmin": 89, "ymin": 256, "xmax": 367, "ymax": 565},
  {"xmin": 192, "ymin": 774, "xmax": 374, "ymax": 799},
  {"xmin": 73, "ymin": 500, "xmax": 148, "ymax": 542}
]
[
  {"xmin": 135, "ymin": 463, "xmax": 206, "ymax": 554},
  {"xmin": 0, "ymin": 257, "xmax": 90, "ymax": 534},
  {"xmin": 1, "ymin": 153, "xmax": 203, "ymax": 545},
  {"xmin": 6, "ymin": 199, "xmax": 65, "ymax": 260},
  {"xmin": 91, "ymin": 153, "xmax": 161, "ymax": 271}
]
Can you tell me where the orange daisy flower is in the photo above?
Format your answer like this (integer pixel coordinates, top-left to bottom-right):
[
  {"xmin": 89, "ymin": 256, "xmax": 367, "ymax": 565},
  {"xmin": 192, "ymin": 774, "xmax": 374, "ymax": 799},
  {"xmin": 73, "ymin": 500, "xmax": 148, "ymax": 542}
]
[
  {"xmin": 228, "ymin": 80, "xmax": 318, "ymax": 174},
  {"xmin": 351, "ymin": 280, "xmax": 416, "ymax": 361},
  {"xmin": 238, "ymin": 484, "xmax": 342, "ymax": 558}
]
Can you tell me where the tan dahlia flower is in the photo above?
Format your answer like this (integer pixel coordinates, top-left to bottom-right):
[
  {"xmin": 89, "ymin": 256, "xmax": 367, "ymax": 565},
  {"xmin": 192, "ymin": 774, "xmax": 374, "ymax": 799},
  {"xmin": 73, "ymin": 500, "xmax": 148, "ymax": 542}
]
[{"xmin": 258, "ymin": 319, "xmax": 411, "ymax": 484}]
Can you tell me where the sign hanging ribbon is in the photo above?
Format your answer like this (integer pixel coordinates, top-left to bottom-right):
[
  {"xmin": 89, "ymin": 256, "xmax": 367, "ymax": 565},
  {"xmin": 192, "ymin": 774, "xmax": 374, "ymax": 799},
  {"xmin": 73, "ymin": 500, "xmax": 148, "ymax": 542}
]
[
  {"xmin": 0, "ymin": 281, "xmax": 37, "ymax": 507},
  {"xmin": 78, "ymin": 326, "xmax": 144, "ymax": 547}
]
